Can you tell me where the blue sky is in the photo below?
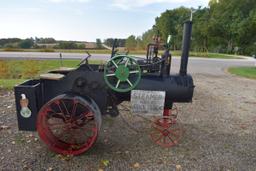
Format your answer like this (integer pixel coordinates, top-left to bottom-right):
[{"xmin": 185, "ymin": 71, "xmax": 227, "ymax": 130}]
[{"xmin": 0, "ymin": 0, "xmax": 209, "ymax": 42}]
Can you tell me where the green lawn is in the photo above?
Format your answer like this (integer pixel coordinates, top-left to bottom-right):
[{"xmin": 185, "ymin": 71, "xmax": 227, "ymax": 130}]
[
  {"xmin": 0, "ymin": 59, "xmax": 101, "ymax": 90},
  {"xmin": 0, "ymin": 79, "xmax": 26, "ymax": 90},
  {"xmin": 228, "ymin": 67, "xmax": 256, "ymax": 79}
]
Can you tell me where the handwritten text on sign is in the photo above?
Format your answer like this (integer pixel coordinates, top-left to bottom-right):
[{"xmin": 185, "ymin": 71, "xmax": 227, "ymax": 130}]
[{"xmin": 131, "ymin": 90, "xmax": 166, "ymax": 115}]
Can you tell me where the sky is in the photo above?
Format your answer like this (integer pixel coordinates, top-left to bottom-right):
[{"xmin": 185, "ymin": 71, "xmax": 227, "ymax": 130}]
[{"xmin": 0, "ymin": 0, "xmax": 209, "ymax": 42}]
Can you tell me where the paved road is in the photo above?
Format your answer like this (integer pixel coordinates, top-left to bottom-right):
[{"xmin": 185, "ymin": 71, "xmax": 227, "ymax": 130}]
[{"xmin": 0, "ymin": 51, "xmax": 254, "ymax": 75}]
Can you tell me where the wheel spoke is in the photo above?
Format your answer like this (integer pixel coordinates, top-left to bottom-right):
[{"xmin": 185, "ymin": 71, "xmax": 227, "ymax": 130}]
[
  {"xmin": 61, "ymin": 100, "xmax": 70, "ymax": 116},
  {"xmin": 111, "ymin": 60, "xmax": 118, "ymax": 68},
  {"xmin": 126, "ymin": 79, "xmax": 133, "ymax": 86},
  {"xmin": 49, "ymin": 111, "xmax": 65, "ymax": 120},
  {"xmin": 106, "ymin": 73, "xmax": 115, "ymax": 77},
  {"xmin": 155, "ymin": 134, "xmax": 164, "ymax": 143},
  {"xmin": 129, "ymin": 70, "xmax": 139, "ymax": 74},
  {"xmin": 72, "ymin": 101, "xmax": 78, "ymax": 116},
  {"xmin": 56, "ymin": 101, "xmax": 66, "ymax": 117},
  {"xmin": 116, "ymin": 80, "xmax": 121, "ymax": 88},
  {"xmin": 125, "ymin": 58, "xmax": 130, "ymax": 67},
  {"xmin": 152, "ymin": 124, "xmax": 165, "ymax": 132},
  {"xmin": 167, "ymin": 134, "xmax": 176, "ymax": 144},
  {"xmin": 168, "ymin": 129, "xmax": 180, "ymax": 138}
]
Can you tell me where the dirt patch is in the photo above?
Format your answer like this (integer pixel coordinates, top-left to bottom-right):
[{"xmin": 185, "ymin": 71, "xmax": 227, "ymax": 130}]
[{"xmin": 0, "ymin": 73, "xmax": 256, "ymax": 171}]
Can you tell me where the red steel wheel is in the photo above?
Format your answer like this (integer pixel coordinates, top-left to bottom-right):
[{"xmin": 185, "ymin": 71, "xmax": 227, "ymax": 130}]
[
  {"xmin": 37, "ymin": 94, "xmax": 102, "ymax": 155},
  {"xmin": 150, "ymin": 117, "xmax": 182, "ymax": 148}
]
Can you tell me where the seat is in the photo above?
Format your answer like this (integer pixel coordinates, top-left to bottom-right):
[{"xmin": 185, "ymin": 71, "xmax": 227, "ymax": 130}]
[
  {"xmin": 50, "ymin": 67, "xmax": 75, "ymax": 72},
  {"xmin": 40, "ymin": 73, "xmax": 65, "ymax": 80}
]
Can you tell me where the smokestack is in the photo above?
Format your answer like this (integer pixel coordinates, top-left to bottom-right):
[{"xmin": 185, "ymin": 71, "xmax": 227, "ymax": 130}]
[{"xmin": 179, "ymin": 21, "xmax": 193, "ymax": 76}]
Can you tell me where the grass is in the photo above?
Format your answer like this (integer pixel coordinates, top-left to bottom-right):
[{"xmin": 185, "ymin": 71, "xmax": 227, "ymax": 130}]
[
  {"xmin": 0, "ymin": 48, "xmax": 242, "ymax": 59},
  {"xmin": 0, "ymin": 79, "xmax": 26, "ymax": 90},
  {"xmin": 228, "ymin": 67, "xmax": 256, "ymax": 79},
  {"xmin": 0, "ymin": 59, "xmax": 101, "ymax": 90}
]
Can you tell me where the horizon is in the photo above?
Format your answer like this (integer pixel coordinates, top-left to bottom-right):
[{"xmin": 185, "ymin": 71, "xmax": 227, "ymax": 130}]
[{"xmin": 0, "ymin": 0, "xmax": 209, "ymax": 42}]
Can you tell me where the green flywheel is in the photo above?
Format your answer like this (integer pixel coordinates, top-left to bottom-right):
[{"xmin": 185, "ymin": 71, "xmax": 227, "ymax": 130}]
[{"xmin": 104, "ymin": 55, "xmax": 141, "ymax": 93}]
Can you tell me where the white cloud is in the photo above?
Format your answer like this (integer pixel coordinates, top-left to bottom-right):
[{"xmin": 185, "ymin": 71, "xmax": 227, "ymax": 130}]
[
  {"xmin": 48, "ymin": 0, "xmax": 90, "ymax": 3},
  {"xmin": 112, "ymin": 0, "xmax": 209, "ymax": 10}
]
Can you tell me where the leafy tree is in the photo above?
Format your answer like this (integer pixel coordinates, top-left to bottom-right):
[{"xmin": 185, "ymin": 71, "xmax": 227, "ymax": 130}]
[
  {"xmin": 125, "ymin": 35, "xmax": 137, "ymax": 50},
  {"xmin": 104, "ymin": 38, "xmax": 126, "ymax": 47},
  {"xmin": 96, "ymin": 38, "xmax": 103, "ymax": 49},
  {"xmin": 36, "ymin": 37, "xmax": 56, "ymax": 44},
  {"xmin": 58, "ymin": 42, "xmax": 78, "ymax": 49},
  {"xmin": 192, "ymin": 7, "xmax": 210, "ymax": 52},
  {"xmin": 155, "ymin": 7, "xmax": 190, "ymax": 50},
  {"xmin": 19, "ymin": 38, "xmax": 34, "ymax": 49}
]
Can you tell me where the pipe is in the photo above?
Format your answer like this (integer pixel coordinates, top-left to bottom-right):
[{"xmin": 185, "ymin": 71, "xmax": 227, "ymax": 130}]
[{"xmin": 179, "ymin": 21, "xmax": 193, "ymax": 76}]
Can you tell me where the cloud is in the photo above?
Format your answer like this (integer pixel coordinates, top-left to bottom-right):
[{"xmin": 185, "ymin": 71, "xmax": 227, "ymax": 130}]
[
  {"xmin": 48, "ymin": 0, "xmax": 90, "ymax": 3},
  {"xmin": 112, "ymin": 0, "xmax": 209, "ymax": 10}
]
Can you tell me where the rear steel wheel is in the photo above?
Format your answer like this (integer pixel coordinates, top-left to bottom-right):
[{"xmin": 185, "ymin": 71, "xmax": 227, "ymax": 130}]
[{"xmin": 37, "ymin": 94, "xmax": 101, "ymax": 155}]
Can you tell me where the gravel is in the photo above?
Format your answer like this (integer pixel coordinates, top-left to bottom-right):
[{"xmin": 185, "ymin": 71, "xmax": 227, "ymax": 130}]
[{"xmin": 0, "ymin": 73, "xmax": 256, "ymax": 171}]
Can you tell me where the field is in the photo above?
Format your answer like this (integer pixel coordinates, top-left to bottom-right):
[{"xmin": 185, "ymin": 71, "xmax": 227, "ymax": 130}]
[
  {"xmin": 0, "ymin": 60, "xmax": 100, "ymax": 90},
  {"xmin": 228, "ymin": 67, "xmax": 256, "ymax": 79}
]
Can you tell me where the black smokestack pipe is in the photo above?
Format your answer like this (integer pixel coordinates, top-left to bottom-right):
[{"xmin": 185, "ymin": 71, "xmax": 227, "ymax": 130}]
[{"xmin": 179, "ymin": 21, "xmax": 193, "ymax": 76}]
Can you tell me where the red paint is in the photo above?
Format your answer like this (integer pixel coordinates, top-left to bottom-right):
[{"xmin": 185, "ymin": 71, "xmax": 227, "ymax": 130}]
[
  {"xmin": 149, "ymin": 106, "xmax": 181, "ymax": 148},
  {"xmin": 37, "ymin": 97, "xmax": 99, "ymax": 155}
]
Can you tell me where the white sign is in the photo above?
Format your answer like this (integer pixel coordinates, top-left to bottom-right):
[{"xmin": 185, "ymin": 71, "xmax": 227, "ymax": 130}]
[{"xmin": 131, "ymin": 90, "xmax": 166, "ymax": 115}]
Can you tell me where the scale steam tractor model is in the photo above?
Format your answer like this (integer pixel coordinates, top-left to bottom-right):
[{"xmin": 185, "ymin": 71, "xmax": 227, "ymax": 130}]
[{"xmin": 14, "ymin": 20, "xmax": 194, "ymax": 155}]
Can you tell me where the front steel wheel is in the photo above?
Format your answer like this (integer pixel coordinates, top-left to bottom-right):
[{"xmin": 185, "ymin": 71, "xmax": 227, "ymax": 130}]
[{"xmin": 37, "ymin": 94, "xmax": 101, "ymax": 155}]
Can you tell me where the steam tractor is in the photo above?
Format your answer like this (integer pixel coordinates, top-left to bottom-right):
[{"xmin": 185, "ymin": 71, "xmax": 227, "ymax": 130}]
[{"xmin": 14, "ymin": 21, "xmax": 194, "ymax": 155}]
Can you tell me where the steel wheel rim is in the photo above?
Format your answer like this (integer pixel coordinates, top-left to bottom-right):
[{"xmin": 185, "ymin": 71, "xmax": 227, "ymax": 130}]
[{"xmin": 37, "ymin": 95, "xmax": 100, "ymax": 155}]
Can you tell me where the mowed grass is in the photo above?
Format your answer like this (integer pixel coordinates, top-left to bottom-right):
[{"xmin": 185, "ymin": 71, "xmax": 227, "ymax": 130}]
[
  {"xmin": 0, "ymin": 59, "xmax": 101, "ymax": 90},
  {"xmin": 0, "ymin": 79, "xmax": 26, "ymax": 90},
  {"xmin": 228, "ymin": 67, "xmax": 256, "ymax": 79}
]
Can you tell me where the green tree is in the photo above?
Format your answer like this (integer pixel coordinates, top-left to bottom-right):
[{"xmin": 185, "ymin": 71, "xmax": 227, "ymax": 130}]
[
  {"xmin": 192, "ymin": 7, "xmax": 210, "ymax": 52},
  {"xmin": 58, "ymin": 42, "xmax": 78, "ymax": 49},
  {"xmin": 19, "ymin": 38, "xmax": 34, "ymax": 49},
  {"xmin": 96, "ymin": 38, "xmax": 103, "ymax": 49},
  {"xmin": 155, "ymin": 7, "xmax": 190, "ymax": 50},
  {"xmin": 125, "ymin": 35, "xmax": 137, "ymax": 50}
]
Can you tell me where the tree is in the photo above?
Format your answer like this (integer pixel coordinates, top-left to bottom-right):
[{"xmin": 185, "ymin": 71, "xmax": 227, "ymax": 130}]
[
  {"xmin": 192, "ymin": 7, "xmax": 210, "ymax": 52},
  {"xmin": 155, "ymin": 7, "xmax": 190, "ymax": 50},
  {"xmin": 96, "ymin": 39, "xmax": 103, "ymax": 49},
  {"xmin": 19, "ymin": 38, "xmax": 34, "ymax": 49},
  {"xmin": 140, "ymin": 29, "xmax": 155, "ymax": 49},
  {"xmin": 125, "ymin": 35, "xmax": 137, "ymax": 50},
  {"xmin": 58, "ymin": 42, "xmax": 78, "ymax": 49}
]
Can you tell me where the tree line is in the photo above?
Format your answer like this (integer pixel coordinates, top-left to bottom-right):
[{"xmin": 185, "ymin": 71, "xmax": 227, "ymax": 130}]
[{"xmin": 124, "ymin": 0, "xmax": 256, "ymax": 55}]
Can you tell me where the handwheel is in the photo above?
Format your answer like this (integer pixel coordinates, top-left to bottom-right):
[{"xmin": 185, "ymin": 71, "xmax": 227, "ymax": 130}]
[
  {"xmin": 104, "ymin": 55, "xmax": 141, "ymax": 92},
  {"xmin": 37, "ymin": 94, "xmax": 102, "ymax": 155},
  {"xmin": 150, "ymin": 117, "xmax": 182, "ymax": 148}
]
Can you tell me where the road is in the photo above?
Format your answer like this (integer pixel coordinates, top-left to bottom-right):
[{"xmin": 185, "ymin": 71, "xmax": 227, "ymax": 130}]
[{"xmin": 0, "ymin": 51, "xmax": 254, "ymax": 75}]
